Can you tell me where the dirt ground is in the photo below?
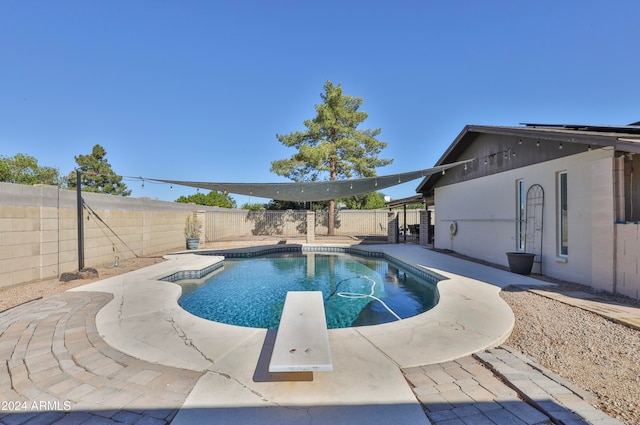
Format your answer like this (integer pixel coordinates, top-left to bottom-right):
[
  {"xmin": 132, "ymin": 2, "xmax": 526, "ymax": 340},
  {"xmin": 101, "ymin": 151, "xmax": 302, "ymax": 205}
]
[{"xmin": 0, "ymin": 256, "xmax": 165, "ymax": 313}]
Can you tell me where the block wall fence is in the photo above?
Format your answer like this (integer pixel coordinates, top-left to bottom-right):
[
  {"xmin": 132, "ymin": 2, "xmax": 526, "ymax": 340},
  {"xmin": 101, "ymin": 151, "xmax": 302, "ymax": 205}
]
[
  {"xmin": 0, "ymin": 182, "xmax": 208, "ymax": 289},
  {"xmin": 1, "ymin": 182, "xmax": 419, "ymax": 290}
]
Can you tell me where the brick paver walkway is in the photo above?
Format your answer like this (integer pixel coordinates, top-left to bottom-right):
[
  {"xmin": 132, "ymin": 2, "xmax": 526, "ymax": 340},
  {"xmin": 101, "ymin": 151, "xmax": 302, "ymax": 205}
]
[
  {"xmin": 403, "ymin": 349, "xmax": 624, "ymax": 425},
  {"xmin": 0, "ymin": 292, "xmax": 203, "ymax": 424},
  {"xmin": 404, "ymin": 356, "xmax": 554, "ymax": 425}
]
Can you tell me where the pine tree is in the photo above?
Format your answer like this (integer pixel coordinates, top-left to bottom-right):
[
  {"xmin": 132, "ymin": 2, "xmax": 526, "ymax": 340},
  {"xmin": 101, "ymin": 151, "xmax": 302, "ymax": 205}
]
[
  {"xmin": 271, "ymin": 81, "xmax": 392, "ymax": 234},
  {"xmin": 67, "ymin": 145, "xmax": 131, "ymax": 196}
]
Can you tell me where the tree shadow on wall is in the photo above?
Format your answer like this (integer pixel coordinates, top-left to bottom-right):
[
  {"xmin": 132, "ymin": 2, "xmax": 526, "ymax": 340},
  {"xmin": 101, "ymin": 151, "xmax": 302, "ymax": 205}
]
[
  {"xmin": 244, "ymin": 210, "xmax": 343, "ymax": 237},
  {"xmin": 245, "ymin": 210, "xmax": 307, "ymax": 236},
  {"xmin": 313, "ymin": 210, "xmax": 342, "ymax": 236}
]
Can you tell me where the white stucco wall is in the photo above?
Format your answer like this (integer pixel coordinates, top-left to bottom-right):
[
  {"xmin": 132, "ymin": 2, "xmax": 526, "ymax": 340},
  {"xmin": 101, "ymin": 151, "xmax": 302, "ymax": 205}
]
[{"xmin": 434, "ymin": 148, "xmax": 615, "ymax": 287}]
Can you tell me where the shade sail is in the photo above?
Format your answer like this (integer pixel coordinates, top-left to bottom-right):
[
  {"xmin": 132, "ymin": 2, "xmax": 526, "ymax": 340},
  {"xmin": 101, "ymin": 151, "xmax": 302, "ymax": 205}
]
[{"xmin": 149, "ymin": 159, "xmax": 473, "ymax": 202}]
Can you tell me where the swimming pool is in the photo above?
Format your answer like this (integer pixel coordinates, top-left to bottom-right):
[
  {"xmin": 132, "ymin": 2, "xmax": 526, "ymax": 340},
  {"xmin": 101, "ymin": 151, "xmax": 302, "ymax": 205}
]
[{"xmin": 178, "ymin": 251, "xmax": 440, "ymax": 329}]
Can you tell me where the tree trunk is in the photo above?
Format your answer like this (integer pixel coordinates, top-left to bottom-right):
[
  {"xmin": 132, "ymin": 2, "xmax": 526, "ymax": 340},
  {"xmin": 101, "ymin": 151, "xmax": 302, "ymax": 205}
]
[
  {"xmin": 328, "ymin": 155, "xmax": 337, "ymax": 236},
  {"xmin": 328, "ymin": 199, "xmax": 335, "ymax": 236}
]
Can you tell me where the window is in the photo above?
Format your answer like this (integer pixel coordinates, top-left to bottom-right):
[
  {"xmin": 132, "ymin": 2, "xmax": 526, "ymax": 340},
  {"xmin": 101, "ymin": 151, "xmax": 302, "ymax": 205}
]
[
  {"xmin": 516, "ymin": 179, "xmax": 525, "ymax": 251},
  {"xmin": 557, "ymin": 172, "xmax": 568, "ymax": 256}
]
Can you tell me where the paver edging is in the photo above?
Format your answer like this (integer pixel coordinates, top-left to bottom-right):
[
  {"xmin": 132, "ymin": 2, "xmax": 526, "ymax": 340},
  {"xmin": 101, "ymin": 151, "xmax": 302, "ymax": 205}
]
[{"xmin": 474, "ymin": 347, "xmax": 623, "ymax": 425}]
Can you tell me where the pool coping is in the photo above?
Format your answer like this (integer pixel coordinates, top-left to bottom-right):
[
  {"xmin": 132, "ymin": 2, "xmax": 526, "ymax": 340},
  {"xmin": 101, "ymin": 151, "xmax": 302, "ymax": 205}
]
[{"xmin": 69, "ymin": 244, "xmax": 549, "ymax": 422}]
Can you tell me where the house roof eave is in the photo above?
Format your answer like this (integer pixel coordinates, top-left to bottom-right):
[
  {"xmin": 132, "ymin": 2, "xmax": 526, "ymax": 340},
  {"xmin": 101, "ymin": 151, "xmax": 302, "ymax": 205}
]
[{"xmin": 415, "ymin": 124, "xmax": 640, "ymax": 195}]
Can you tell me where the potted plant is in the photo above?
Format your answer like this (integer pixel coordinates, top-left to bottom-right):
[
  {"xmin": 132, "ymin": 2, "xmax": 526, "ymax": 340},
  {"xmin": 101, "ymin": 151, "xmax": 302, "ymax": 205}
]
[
  {"xmin": 506, "ymin": 252, "xmax": 536, "ymax": 275},
  {"xmin": 184, "ymin": 215, "xmax": 202, "ymax": 250}
]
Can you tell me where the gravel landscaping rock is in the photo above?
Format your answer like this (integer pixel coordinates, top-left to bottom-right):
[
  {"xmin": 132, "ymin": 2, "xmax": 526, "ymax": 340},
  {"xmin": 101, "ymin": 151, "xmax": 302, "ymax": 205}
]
[{"xmin": 502, "ymin": 285, "xmax": 640, "ymax": 424}]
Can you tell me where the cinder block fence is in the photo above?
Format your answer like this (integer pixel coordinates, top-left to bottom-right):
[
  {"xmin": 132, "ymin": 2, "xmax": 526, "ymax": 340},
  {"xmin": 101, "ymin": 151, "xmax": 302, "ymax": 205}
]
[
  {"xmin": 0, "ymin": 183, "xmax": 205, "ymax": 288},
  {"xmin": 0, "ymin": 182, "xmax": 429, "ymax": 289}
]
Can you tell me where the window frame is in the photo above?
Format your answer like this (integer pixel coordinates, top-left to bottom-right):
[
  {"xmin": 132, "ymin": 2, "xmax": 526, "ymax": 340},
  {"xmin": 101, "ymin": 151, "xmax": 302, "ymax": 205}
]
[
  {"xmin": 516, "ymin": 179, "xmax": 525, "ymax": 251},
  {"xmin": 557, "ymin": 171, "xmax": 568, "ymax": 257}
]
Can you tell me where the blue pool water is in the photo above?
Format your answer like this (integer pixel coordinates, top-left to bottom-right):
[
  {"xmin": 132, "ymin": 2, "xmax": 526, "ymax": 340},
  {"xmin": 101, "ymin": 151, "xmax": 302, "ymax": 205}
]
[{"xmin": 178, "ymin": 252, "xmax": 440, "ymax": 329}]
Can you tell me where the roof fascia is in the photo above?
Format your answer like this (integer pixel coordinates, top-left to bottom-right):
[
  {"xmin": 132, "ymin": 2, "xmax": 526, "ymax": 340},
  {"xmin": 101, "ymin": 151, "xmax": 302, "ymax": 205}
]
[{"xmin": 415, "ymin": 125, "xmax": 640, "ymax": 194}]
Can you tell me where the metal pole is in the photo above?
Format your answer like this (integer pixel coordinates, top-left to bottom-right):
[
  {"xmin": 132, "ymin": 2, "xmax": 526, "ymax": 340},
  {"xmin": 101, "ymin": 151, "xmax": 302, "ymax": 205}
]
[
  {"xmin": 76, "ymin": 170, "xmax": 84, "ymax": 270},
  {"xmin": 403, "ymin": 205, "xmax": 407, "ymax": 242}
]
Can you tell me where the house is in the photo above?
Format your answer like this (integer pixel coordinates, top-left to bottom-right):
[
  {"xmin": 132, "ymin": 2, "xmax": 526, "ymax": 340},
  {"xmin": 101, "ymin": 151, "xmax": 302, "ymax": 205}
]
[{"xmin": 416, "ymin": 123, "xmax": 640, "ymax": 299}]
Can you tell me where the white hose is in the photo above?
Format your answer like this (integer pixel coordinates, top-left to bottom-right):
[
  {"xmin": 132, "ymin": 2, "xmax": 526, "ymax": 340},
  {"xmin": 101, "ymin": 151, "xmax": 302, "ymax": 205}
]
[{"xmin": 336, "ymin": 276, "xmax": 402, "ymax": 321}]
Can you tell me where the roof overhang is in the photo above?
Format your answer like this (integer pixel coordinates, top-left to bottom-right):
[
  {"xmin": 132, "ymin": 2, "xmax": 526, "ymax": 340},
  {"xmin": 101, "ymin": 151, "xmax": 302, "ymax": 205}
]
[
  {"xmin": 416, "ymin": 124, "xmax": 640, "ymax": 195},
  {"xmin": 385, "ymin": 194, "xmax": 425, "ymax": 209}
]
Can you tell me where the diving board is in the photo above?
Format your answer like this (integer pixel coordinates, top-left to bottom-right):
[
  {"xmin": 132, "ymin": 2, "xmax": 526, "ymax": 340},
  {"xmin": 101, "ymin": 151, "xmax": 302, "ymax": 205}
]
[{"xmin": 268, "ymin": 291, "xmax": 333, "ymax": 373}]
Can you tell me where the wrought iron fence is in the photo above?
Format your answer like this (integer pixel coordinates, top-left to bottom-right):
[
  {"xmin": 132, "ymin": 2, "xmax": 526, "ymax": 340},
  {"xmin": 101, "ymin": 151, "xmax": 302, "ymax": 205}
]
[
  {"xmin": 396, "ymin": 209, "xmax": 422, "ymax": 243},
  {"xmin": 205, "ymin": 209, "xmax": 307, "ymax": 241},
  {"xmin": 205, "ymin": 209, "xmax": 392, "ymax": 241},
  {"xmin": 313, "ymin": 210, "xmax": 388, "ymax": 240}
]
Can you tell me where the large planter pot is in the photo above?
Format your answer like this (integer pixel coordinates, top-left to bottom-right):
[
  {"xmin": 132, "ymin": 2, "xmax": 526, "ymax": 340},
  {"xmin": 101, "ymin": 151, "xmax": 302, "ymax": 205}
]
[
  {"xmin": 506, "ymin": 252, "xmax": 535, "ymax": 275},
  {"xmin": 186, "ymin": 238, "xmax": 200, "ymax": 250}
]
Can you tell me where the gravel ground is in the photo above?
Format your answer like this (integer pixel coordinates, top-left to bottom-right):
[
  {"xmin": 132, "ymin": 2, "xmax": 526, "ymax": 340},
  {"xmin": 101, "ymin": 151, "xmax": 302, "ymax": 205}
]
[
  {"xmin": 2, "ymin": 253, "xmax": 640, "ymax": 424},
  {"xmin": 501, "ymin": 285, "xmax": 640, "ymax": 424}
]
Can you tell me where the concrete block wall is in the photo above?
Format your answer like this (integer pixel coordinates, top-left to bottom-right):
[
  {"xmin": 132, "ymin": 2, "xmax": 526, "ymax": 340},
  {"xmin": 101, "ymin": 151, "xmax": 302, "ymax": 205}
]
[
  {"xmin": 0, "ymin": 182, "xmax": 203, "ymax": 288},
  {"xmin": 387, "ymin": 212, "xmax": 398, "ymax": 243},
  {"xmin": 419, "ymin": 210, "xmax": 430, "ymax": 246},
  {"xmin": 328, "ymin": 210, "xmax": 388, "ymax": 236},
  {"xmin": 615, "ymin": 223, "xmax": 640, "ymax": 301}
]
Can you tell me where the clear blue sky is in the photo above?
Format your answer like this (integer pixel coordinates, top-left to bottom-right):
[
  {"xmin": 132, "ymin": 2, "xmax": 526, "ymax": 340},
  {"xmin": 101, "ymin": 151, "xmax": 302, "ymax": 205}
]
[{"xmin": 2, "ymin": 1, "xmax": 638, "ymax": 205}]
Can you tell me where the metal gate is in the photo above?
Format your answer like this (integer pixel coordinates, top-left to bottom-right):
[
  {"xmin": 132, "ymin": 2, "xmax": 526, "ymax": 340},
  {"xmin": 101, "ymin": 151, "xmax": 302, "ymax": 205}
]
[
  {"xmin": 397, "ymin": 209, "xmax": 422, "ymax": 243},
  {"xmin": 525, "ymin": 184, "xmax": 544, "ymax": 274}
]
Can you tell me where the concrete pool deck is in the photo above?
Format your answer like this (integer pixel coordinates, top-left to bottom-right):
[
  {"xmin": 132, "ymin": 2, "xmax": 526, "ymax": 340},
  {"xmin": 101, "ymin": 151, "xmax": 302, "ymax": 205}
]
[{"xmin": 0, "ymin": 244, "xmax": 628, "ymax": 424}]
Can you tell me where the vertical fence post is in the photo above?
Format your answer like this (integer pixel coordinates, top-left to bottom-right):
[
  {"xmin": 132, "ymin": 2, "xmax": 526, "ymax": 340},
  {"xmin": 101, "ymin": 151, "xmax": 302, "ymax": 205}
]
[
  {"xmin": 387, "ymin": 212, "xmax": 398, "ymax": 244},
  {"xmin": 76, "ymin": 170, "xmax": 84, "ymax": 270},
  {"xmin": 419, "ymin": 210, "xmax": 429, "ymax": 246},
  {"xmin": 306, "ymin": 211, "xmax": 315, "ymax": 243}
]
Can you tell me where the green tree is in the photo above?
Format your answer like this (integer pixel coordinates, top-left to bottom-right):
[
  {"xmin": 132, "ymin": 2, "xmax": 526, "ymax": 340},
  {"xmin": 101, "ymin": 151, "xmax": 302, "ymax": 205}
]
[
  {"xmin": 271, "ymin": 81, "xmax": 392, "ymax": 234},
  {"xmin": 263, "ymin": 200, "xmax": 307, "ymax": 210},
  {"xmin": 67, "ymin": 145, "xmax": 131, "ymax": 196},
  {"xmin": 176, "ymin": 191, "xmax": 236, "ymax": 208},
  {"xmin": 0, "ymin": 153, "xmax": 60, "ymax": 185},
  {"xmin": 339, "ymin": 192, "xmax": 386, "ymax": 210},
  {"xmin": 241, "ymin": 202, "xmax": 264, "ymax": 211}
]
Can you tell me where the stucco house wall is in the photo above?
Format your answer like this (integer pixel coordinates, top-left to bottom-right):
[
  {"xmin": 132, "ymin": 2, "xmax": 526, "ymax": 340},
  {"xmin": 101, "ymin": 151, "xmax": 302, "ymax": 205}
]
[{"xmin": 434, "ymin": 147, "xmax": 616, "ymax": 288}]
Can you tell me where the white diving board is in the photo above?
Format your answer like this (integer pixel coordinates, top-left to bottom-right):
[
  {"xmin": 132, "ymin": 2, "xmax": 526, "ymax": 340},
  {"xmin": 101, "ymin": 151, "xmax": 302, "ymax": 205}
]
[{"xmin": 268, "ymin": 291, "xmax": 333, "ymax": 373}]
